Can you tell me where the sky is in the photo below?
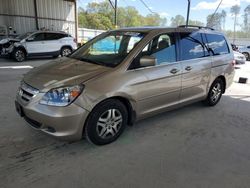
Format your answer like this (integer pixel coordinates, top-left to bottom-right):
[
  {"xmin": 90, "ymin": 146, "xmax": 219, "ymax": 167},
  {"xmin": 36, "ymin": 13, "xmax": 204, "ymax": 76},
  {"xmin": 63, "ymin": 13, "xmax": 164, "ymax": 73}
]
[{"xmin": 77, "ymin": 0, "xmax": 250, "ymax": 30}]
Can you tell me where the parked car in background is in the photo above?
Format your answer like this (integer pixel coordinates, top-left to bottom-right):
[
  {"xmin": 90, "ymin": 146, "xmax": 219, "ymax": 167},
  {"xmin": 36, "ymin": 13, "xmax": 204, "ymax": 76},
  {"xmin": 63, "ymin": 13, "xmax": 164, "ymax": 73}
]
[
  {"xmin": 231, "ymin": 43, "xmax": 239, "ymax": 52},
  {"xmin": 0, "ymin": 31, "xmax": 77, "ymax": 62},
  {"xmin": 234, "ymin": 51, "xmax": 246, "ymax": 64},
  {"xmin": 238, "ymin": 46, "xmax": 250, "ymax": 60},
  {"xmin": 15, "ymin": 26, "xmax": 235, "ymax": 145}
]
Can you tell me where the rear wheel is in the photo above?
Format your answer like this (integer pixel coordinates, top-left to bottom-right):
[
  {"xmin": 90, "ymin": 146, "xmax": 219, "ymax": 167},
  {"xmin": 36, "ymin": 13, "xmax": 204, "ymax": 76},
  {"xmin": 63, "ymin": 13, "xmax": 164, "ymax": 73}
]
[
  {"xmin": 204, "ymin": 78, "xmax": 224, "ymax": 106},
  {"xmin": 13, "ymin": 48, "xmax": 26, "ymax": 62},
  {"xmin": 242, "ymin": 52, "xmax": 249, "ymax": 60},
  {"xmin": 84, "ymin": 99, "xmax": 128, "ymax": 145},
  {"xmin": 61, "ymin": 47, "xmax": 72, "ymax": 57}
]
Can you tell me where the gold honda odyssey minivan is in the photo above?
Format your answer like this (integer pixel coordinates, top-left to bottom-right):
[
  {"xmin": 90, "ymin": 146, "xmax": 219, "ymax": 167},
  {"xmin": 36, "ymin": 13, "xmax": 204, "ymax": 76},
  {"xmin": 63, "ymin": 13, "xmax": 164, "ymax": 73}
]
[{"xmin": 15, "ymin": 26, "xmax": 235, "ymax": 145}]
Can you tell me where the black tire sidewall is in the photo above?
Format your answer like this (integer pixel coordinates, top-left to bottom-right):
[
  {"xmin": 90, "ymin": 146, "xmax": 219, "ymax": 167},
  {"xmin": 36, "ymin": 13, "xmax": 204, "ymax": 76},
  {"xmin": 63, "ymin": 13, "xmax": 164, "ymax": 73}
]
[
  {"xmin": 206, "ymin": 79, "xmax": 224, "ymax": 106},
  {"xmin": 85, "ymin": 99, "xmax": 128, "ymax": 145}
]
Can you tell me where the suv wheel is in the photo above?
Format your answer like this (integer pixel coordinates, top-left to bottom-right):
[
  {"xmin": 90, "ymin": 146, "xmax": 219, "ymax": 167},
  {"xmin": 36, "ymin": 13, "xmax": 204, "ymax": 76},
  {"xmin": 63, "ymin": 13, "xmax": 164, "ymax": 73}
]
[
  {"xmin": 204, "ymin": 78, "xmax": 224, "ymax": 106},
  {"xmin": 242, "ymin": 52, "xmax": 249, "ymax": 60},
  {"xmin": 61, "ymin": 47, "xmax": 72, "ymax": 57},
  {"xmin": 13, "ymin": 48, "xmax": 26, "ymax": 62},
  {"xmin": 84, "ymin": 99, "xmax": 128, "ymax": 145}
]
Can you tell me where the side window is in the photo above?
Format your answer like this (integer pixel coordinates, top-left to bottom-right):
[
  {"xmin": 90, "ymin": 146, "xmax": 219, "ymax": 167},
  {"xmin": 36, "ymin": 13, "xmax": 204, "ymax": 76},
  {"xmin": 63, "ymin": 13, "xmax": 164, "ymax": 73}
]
[
  {"xmin": 129, "ymin": 33, "xmax": 176, "ymax": 69},
  {"xmin": 32, "ymin": 33, "xmax": 45, "ymax": 41},
  {"xmin": 150, "ymin": 34, "xmax": 176, "ymax": 64},
  {"xmin": 205, "ymin": 34, "xmax": 229, "ymax": 55},
  {"xmin": 179, "ymin": 32, "xmax": 209, "ymax": 61},
  {"xmin": 45, "ymin": 33, "xmax": 61, "ymax": 40}
]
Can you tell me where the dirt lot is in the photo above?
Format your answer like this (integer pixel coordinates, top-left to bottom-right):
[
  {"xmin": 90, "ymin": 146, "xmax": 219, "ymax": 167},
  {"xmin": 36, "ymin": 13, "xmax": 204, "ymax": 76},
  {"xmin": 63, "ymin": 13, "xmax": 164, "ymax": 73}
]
[{"xmin": 0, "ymin": 57, "xmax": 250, "ymax": 188}]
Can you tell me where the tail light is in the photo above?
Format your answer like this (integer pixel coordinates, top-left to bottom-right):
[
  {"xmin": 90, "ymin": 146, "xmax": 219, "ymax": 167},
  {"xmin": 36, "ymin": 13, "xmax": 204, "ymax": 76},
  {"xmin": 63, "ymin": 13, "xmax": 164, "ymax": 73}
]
[{"xmin": 73, "ymin": 38, "xmax": 77, "ymax": 44}]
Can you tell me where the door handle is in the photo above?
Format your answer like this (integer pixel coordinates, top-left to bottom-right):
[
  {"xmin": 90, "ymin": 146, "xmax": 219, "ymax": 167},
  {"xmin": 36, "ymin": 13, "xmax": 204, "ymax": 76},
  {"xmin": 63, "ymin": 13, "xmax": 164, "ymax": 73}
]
[
  {"xmin": 170, "ymin": 68, "xmax": 179, "ymax": 74},
  {"xmin": 185, "ymin": 66, "xmax": 192, "ymax": 71}
]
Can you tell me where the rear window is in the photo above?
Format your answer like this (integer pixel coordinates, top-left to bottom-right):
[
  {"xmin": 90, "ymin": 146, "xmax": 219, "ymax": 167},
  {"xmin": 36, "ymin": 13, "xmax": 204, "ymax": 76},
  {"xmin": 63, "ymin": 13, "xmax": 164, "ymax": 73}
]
[{"xmin": 205, "ymin": 34, "xmax": 229, "ymax": 55}]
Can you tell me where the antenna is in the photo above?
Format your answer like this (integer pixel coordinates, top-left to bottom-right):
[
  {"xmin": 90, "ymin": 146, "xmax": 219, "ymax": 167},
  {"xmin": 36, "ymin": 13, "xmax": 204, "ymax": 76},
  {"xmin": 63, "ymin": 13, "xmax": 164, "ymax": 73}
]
[{"xmin": 186, "ymin": 0, "xmax": 191, "ymax": 26}]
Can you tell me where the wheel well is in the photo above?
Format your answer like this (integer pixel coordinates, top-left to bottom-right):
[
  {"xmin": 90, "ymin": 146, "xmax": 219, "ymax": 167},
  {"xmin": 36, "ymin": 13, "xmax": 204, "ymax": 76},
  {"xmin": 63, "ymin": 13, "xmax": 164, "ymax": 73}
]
[
  {"xmin": 217, "ymin": 76, "xmax": 226, "ymax": 93},
  {"xmin": 61, "ymin": 45, "xmax": 72, "ymax": 51},
  {"xmin": 14, "ymin": 46, "xmax": 27, "ymax": 55},
  {"xmin": 82, "ymin": 96, "xmax": 136, "ymax": 138},
  {"xmin": 105, "ymin": 96, "xmax": 136, "ymax": 126}
]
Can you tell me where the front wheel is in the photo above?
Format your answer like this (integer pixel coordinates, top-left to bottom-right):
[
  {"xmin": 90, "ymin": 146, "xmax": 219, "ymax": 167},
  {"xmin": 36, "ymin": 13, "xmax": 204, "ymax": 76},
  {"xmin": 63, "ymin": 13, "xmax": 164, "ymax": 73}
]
[
  {"xmin": 84, "ymin": 99, "xmax": 128, "ymax": 145},
  {"xmin": 204, "ymin": 78, "xmax": 224, "ymax": 106},
  {"xmin": 12, "ymin": 48, "xmax": 26, "ymax": 62}
]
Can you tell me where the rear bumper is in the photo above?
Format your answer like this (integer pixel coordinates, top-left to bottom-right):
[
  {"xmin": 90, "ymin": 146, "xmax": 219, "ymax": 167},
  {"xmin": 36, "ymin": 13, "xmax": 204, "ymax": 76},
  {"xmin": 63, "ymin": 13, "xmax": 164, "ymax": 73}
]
[{"xmin": 15, "ymin": 97, "xmax": 89, "ymax": 141}]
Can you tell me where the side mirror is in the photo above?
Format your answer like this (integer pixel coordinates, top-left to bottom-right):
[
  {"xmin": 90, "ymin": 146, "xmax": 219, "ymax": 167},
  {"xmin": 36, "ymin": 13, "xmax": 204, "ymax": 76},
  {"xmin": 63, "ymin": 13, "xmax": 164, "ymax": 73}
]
[
  {"xmin": 27, "ymin": 37, "xmax": 34, "ymax": 42},
  {"xmin": 140, "ymin": 56, "xmax": 156, "ymax": 67}
]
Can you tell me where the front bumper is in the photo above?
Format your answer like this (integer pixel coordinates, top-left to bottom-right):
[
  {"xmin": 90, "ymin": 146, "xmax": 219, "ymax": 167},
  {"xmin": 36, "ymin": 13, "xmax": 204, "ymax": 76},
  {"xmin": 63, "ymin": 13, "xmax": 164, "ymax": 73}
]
[{"xmin": 15, "ymin": 92, "xmax": 89, "ymax": 141}]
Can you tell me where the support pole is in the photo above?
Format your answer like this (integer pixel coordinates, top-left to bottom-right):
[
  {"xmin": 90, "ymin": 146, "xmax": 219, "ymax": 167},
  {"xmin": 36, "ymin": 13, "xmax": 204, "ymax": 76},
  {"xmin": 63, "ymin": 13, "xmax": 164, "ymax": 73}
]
[
  {"xmin": 186, "ymin": 0, "xmax": 190, "ymax": 26},
  {"xmin": 115, "ymin": 0, "xmax": 117, "ymax": 28},
  {"xmin": 34, "ymin": 0, "xmax": 39, "ymax": 30}
]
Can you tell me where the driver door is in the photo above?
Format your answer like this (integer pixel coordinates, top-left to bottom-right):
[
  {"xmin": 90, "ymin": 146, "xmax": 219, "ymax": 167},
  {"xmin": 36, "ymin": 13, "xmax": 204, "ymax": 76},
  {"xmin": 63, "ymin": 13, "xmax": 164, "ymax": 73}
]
[
  {"xmin": 25, "ymin": 32, "xmax": 46, "ymax": 54},
  {"xmin": 129, "ymin": 33, "xmax": 181, "ymax": 117}
]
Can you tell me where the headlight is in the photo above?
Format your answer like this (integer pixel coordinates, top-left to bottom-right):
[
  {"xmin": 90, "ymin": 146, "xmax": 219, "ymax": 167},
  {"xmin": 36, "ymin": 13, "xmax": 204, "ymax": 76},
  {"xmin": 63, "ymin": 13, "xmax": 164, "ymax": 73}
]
[{"xmin": 40, "ymin": 85, "xmax": 84, "ymax": 106}]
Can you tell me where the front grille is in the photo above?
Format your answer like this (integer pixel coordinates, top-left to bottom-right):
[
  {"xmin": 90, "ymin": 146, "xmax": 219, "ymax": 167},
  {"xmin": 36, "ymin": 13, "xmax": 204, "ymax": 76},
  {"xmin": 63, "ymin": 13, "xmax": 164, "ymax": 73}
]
[{"xmin": 18, "ymin": 82, "xmax": 39, "ymax": 102}]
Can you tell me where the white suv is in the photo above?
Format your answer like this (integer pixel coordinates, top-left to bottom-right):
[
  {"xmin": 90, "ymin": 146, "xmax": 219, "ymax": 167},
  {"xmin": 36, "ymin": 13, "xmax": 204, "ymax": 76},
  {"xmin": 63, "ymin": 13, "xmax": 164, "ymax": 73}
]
[{"xmin": 0, "ymin": 31, "xmax": 77, "ymax": 62}]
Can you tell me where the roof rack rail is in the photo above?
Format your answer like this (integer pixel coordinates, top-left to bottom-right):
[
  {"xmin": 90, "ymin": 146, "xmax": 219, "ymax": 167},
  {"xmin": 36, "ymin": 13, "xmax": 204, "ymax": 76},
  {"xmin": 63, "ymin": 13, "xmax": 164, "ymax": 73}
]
[{"xmin": 178, "ymin": 25, "xmax": 215, "ymax": 30}]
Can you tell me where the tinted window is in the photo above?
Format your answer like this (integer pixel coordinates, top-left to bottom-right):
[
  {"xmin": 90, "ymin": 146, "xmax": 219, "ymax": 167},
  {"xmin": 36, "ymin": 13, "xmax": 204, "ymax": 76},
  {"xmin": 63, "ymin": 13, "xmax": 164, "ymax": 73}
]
[
  {"xmin": 32, "ymin": 33, "xmax": 45, "ymax": 41},
  {"xmin": 179, "ymin": 32, "xmax": 208, "ymax": 61},
  {"xmin": 45, "ymin": 33, "xmax": 65, "ymax": 40},
  {"xmin": 205, "ymin": 34, "xmax": 229, "ymax": 55}
]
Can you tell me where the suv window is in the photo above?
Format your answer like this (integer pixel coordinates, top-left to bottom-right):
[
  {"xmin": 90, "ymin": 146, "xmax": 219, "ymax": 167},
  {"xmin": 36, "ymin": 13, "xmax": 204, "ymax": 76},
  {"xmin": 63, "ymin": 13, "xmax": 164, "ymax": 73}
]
[
  {"xmin": 32, "ymin": 33, "xmax": 45, "ymax": 41},
  {"xmin": 179, "ymin": 32, "xmax": 209, "ymax": 61},
  {"xmin": 129, "ymin": 33, "xmax": 176, "ymax": 69},
  {"xmin": 45, "ymin": 33, "xmax": 65, "ymax": 40},
  {"xmin": 205, "ymin": 34, "xmax": 229, "ymax": 55}
]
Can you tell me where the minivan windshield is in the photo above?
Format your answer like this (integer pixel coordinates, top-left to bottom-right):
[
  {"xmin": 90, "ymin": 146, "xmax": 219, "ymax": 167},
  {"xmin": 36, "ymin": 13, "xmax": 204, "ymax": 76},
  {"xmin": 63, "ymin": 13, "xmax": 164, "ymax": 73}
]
[{"xmin": 70, "ymin": 31, "xmax": 146, "ymax": 67}]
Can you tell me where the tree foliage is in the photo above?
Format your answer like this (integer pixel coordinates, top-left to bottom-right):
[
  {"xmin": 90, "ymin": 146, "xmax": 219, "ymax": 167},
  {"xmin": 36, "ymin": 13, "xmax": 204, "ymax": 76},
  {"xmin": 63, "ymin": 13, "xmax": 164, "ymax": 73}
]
[{"xmin": 78, "ymin": 1, "xmax": 167, "ymax": 30}]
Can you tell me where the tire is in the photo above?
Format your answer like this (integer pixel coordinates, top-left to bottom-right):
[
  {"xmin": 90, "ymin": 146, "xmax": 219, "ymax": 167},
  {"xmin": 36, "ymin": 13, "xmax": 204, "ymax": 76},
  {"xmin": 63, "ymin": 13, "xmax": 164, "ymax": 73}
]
[
  {"xmin": 84, "ymin": 99, "xmax": 128, "ymax": 145},
  {"xmin": 242, "ymin": 52, "xmax": 249, "ymax": 61},
  {"xmin": 204, "ymin": 78, "xmax": 224, "ymax": 106},
  {"xmin": 60, "ymin": 47, "xmax": 72, "ymax": 57},
  {"xmin": 12, "ymin": 48, "xmax": 26, "ymax": 62}
]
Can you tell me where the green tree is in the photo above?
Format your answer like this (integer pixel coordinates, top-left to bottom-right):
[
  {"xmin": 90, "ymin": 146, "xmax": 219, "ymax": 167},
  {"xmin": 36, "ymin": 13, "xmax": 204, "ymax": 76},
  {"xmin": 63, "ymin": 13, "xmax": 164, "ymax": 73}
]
[
  {"xmin": 170, "ymin": 15, "xmax": 185, "ymax": 26},
  {"xmin": 230, "ymin": 5, "xmax": 241, "ymax": 42},
  {"xmin": 189, "ymin": 20, "xmax": 204, "ymax": 26},
  {"xmin": 221, "ymin": 10, "xmax": 227, "ymax": 30},
  {"xmin": 243, "ymin": 5, "xmax": 250, "ymax": 37},
  {"xmin": 207, "ymin": 13, "xmax": 222, "ymax": 30}
]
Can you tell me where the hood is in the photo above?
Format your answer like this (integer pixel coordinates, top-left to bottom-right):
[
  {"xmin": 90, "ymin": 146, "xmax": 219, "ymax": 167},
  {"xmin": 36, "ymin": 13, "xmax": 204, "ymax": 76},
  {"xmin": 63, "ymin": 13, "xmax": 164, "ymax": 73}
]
[
  {"xmin": 0, "ymin": 38, "xmax": 20, "ymax": 44},
  {"xmin": 23, "ymin": 57, "xmax": 111, "ymax": 92}
]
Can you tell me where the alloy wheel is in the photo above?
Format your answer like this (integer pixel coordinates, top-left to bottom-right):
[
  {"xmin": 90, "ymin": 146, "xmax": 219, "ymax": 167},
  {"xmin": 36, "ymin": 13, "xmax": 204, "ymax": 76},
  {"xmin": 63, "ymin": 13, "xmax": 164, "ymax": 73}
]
[
  {"xmin": 62, "ymin": 48, "xmax": 72, "ymax": 56},
  {"xmin": 210, "ymin": 83, "xmax": 222, "ymax": 103},
  {"xmin": 96, "ymin": 109, "xmax": 123, "ymax": 139},
  {"xmin": 15, "ymin": 50, "xmax": 25, "ymax": 62}
]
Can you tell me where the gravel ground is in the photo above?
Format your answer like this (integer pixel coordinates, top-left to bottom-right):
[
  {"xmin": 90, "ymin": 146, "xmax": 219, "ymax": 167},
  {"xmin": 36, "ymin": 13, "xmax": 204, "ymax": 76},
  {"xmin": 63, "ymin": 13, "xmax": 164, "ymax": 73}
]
[{"xmin": 0, "ymin": 57, "xmax": 250, "ymax": 188}]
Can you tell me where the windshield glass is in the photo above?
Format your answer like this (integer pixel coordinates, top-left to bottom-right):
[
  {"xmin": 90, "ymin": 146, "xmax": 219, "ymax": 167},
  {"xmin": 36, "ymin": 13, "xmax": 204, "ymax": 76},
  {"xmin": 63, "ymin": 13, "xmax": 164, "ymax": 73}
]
[
  {"xmin": 70, "ymin": 31, "xmax": 146, "ymax": 67},
  {"xmin": 16, "ymin": 32, "xmax": 32, "ymax": 40}
]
